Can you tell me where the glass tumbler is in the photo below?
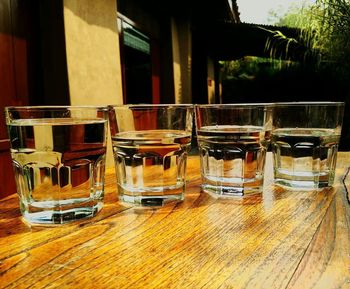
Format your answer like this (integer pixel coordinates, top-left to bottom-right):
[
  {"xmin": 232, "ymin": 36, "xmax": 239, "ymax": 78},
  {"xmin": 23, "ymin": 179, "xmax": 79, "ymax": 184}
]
[
  {"xmin": 5, "ymin": 106, "xmax": 108, "ymax": 224},
  {"xmin": 195, "ymin": 103, "xmax": 272, "ymax": 197},
  {"xmin": 271, "ymin": 101, "xmax": 344, "ymax": 189},
  {"xmin": 109, "ymin": 104, "xmax": 193, "ymax": 207}
]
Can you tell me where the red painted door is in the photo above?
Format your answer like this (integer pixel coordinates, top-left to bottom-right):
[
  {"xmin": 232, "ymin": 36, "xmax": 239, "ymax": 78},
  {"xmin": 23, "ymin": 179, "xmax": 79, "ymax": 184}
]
[{"xmin": 0, "ymin": 0, "xmax": 29, "ymax": 198}]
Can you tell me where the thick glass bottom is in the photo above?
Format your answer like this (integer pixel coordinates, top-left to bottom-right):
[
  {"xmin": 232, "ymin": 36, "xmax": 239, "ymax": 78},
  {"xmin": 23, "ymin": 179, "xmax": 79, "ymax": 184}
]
[
  {"xmin": 21, "ymin": 201, "xmax": 103, "ymax": 225},
  {"xmin": 274, "ymin": 169, "xmax": 334, "ymax": 190},
  {"xmin": 119, "ymin": 190, "xmax": 184, "ymax": 207},
  {"xmin": 117, "ymin": 180, "xmax": 185, "ymax": 208},
  {"xmin": 201, "ymin": 176, "xmax": 263, "ymax": 198},
  {"xmin": 274, "ymin": 179, "xmax": 331, "ymax": 190}
]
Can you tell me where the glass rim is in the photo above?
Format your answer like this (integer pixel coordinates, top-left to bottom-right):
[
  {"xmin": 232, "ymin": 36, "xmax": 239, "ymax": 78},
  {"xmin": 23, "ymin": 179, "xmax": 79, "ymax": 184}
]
[
  {"xmin": 273, "ymin": 101, "xmax": 344, "ymax": 107},
  {"xmin": 110, "ymin": 104, "xmax": 194, "ymax": 109},
  {"xmin": 195, "ymin": 103, "xmax": 273, "ymax": 108},
  {"xmin": 5, "ymin": 105, "xmax": 109, "ymax": 111}
]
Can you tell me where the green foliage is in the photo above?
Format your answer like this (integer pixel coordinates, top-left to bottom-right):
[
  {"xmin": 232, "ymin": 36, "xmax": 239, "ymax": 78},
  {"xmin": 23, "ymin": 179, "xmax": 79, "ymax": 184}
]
[
  {"xmin": 267, "ymin": 0, "xmax": 350, "ymax": 78},
  {"xmin": 260, "ymin": 27, "xmax": 299, "ymax": 60},
  {"xmin": 314, "ymin": 0, "xmax": 350, "ymax": 66},
  {"xmin": 268, "ymin": 1, "xmax": 314, "ymax": 28},
  {"xmin": 220, "ymin": 56, "xmax": 298, "ymax": 81}
]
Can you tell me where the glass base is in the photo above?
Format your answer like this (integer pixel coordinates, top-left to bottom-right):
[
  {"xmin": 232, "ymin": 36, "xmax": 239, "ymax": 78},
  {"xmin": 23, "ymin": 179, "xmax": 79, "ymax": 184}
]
[
  {"xmin": 201, "ymin": 183, "xmax": 262, "ymax": 198},
  {"xmin": 201, "ymin": 175, "xmax": 263, "ymax": 198},
  {"xmin": 119, "ymin": 193, "xmax": 184, "ymax": 207},
  {"xmin": 274, "ymin": 167, "xmax": 334, "ymax": 190},
  {"xmin": 21, "ymin": 202, "xmax": 103, "ymax": 225},
  {"xmin": 274, "ymin": 179, "xmax": 331, "ymax": 190},
  {"xmin": 117, "ymin": 181, "xmax": 185, "ymax": 207}
]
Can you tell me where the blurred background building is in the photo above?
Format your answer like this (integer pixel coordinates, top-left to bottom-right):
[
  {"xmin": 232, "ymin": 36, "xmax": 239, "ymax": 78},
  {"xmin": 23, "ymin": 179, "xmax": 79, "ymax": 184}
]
[
  {"xmin": 1, "ymin": 0, "xmax": 348, "ymax": 196},
  {"xmin": 0, "ymin": 0, "xmax": 239, "ymax": 196}
]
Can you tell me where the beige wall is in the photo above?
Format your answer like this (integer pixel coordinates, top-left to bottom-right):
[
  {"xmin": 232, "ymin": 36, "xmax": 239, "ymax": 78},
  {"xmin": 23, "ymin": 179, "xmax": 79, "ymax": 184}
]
[
  {"xmin": 63, "ymin": 0, "xmax": 123, "ymax": 106},
  {"xmin": 207, "ymin": 57, "xmax": 216, "ymax": 104},
  {"xmin": 171, "ymin": 17, "xmax": 192, "ymax": 104},
  {"xmin": 63, "ymin": 0, "xmax": 123, "ymax": 168}
]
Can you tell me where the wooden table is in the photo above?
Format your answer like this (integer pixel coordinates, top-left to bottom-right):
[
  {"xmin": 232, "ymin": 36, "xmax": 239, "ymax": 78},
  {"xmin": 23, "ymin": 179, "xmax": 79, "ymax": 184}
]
[{"xmin": 1, "ymin": 153, "xmax": 350, "ymax": 288}]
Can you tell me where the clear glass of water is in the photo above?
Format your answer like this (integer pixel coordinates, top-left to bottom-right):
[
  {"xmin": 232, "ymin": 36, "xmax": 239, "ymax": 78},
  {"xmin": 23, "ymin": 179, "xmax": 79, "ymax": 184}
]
[
  {"xmin": 195, "ymin": 103, "xmax": 272, "ymax": 197},
  {"xmin": 5, "ymin": 106, "xmax": 109, "ymax": 224},
  {"xmin": 108, "ymin": 104, "xmax": 193, "ymax": 207},
  {"xmin": 271, "ymin": 102, "xmax": 345, "ymax": 189}
]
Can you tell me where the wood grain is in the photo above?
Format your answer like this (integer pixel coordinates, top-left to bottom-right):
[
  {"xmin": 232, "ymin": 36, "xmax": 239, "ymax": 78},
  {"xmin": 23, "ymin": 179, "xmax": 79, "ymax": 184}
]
[{"xmin": 0, "ymin": 153, "xmax": 350, "ymax": 288}]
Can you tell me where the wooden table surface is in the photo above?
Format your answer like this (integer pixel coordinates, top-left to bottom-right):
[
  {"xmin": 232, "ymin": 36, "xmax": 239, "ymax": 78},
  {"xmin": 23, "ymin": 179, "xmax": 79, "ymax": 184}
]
[{"xmin": 1, "ymin": 152, "xmax": 350, "ymax": 288}]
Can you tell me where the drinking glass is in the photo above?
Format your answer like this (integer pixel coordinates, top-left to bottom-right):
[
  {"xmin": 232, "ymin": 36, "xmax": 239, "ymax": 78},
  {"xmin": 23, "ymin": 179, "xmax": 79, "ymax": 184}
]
[
  {"xmin": 271, "ymin": 102, "xmax": 344, "ymax": 189},
  {"xmin": 109, "ymin": 104, "xmax": 193, "ymax": 207},
  {"xmin": 195, "ymin": 103, "xmax": 272, "ymax": 197},
  {"xmin": 5, "ymin": 106, "xmax": 109, "ymax": 224}
]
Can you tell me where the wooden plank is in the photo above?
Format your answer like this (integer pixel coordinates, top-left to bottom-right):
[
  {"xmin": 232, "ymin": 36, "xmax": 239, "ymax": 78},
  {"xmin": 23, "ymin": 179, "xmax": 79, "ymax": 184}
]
[
  {"xmin": 0, "ymin": 154, "xmax": 349, "ymax": 288},
  {"xmin": 287, "ymin": 163, "xmax": 350, "ymax": 288}
]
